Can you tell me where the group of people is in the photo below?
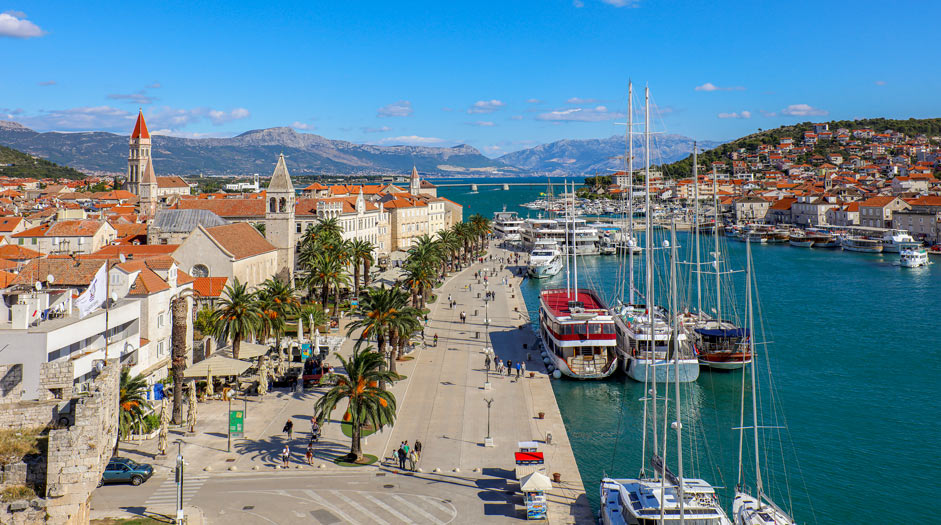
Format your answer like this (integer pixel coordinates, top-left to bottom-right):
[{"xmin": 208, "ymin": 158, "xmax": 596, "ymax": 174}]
[
  {"xmin": 485, "ymin": 355, "xmax": 526, "ymax": 380},
  {"xmin": 279, "ymin": 417, "xmax": 323, "ymax": 468},
  {"xmin": 395, "ymin": 440, "xmax": 422, "ymax": 470}
]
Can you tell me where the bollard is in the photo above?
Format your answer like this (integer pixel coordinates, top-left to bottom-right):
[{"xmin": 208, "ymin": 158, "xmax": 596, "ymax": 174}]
[{"xmin": 546, "ymin": 432, "xmax": 553, "ymax": 444}]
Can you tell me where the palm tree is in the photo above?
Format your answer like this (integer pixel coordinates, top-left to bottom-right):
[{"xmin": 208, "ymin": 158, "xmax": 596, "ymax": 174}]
[
  {"xmin": 453, "ymin": 222, "xmax": 474, "ymax": 265},
  {"xmin": 304, "ymin": 252, "xmax": 350, "ymax": 311},
  {"xmin": 255, "ymin": 278, "xmax": 298, "ymax": 356},
  {"xmin": 116, "ymin": 368, "xmax": 149, "ymax": 456},
  {"xmin": 169, "ymin": 291, "xmax": 194, "ymax": 425},
  {"xmin": 347, "ymin": 287, "xmax": 419, "ymax": 376},
  {"xmin": 209, "ymin": 278, "xmax": 261, "ymax": 360},
  {"xmin": 436, "ymin": 229, "xmax": 460, "ymax": 274},
  {"xmin": 300, "ymin": 303, "xmax": 328, "ymax": 338},
  {"xmin": 401, "ymin": 260, "xmax": 436, "ymax": 309},
  {"xmin": 313, "ymin": 346, "xmax": 398, "ymax": 463},
  {"xmin": 469, "ymin": 214, "xmax": 491, "ymax": 253},
  {"xmin": 349, "ymin": 239, "xmax": 375, "ymax": 295}
]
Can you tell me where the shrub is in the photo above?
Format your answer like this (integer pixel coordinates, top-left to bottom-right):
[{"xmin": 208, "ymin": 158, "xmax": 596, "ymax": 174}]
[
  {"xmin": 1, "ymin": 485, "xmax": 36, "ymax": 502},
  {"xmin": 0, "ymin": 428, "xmax": 42, "ymax": 466}
]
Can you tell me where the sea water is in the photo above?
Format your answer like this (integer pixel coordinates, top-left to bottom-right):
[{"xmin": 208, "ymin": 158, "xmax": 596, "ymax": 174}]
[{"xmin": 435, "ymin": 178, "xmax": 941, "ymax": 523}]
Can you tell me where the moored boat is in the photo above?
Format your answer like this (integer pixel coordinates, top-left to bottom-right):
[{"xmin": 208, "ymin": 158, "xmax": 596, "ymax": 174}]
[
  {"xmin": 538, "ymin": 288, "xmax": 617, "ymax": 379},
  {"xmin": 527, "ymin": 240, "xmax": 564, "ymax": 278},
  {"xmin": 899, "ymin": 247, "xmax": 930, "ymax": 268},
  {"xmin": 787, "ymin": 231, "xmax": 814, "ymax": 247},
  {"xmin": 841, "ymin": 235, "xmax": 883, "ymax": 253},
  {"xmin": 881, "ymin": 229, "xmax": 919, "ymax": 253}
]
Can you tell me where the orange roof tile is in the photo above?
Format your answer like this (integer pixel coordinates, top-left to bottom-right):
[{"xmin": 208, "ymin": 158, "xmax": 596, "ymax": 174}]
[
  {"xmin": 131, "ymin": 110, "xmax": 150, "ymax": 139},
  {"xmin": 0, "ymin": 245, "xmax": 42, "ymax": 260},
  {"xmin": 193, "ymin": 276, "xmax": 228, "ymax": 298},
  {"xmin": 204, "ymin": 223, "xmax": 275, "ymax": 259}
]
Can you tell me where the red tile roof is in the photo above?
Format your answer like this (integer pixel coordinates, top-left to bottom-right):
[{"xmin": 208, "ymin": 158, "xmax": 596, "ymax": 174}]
[
  {"xmin": 0, "ymin": 216, "xmax": 23, "ymax": 232},
  {"xmin": 204, "ymin": 222, "xmax": 275, "ymax": 259},
  {"xmin": 193, "ymin": 276, "xmax": 228, "ymax": 298},
  {"xmin": 0, "ymin": 245, "xmax": 43, "ymax": 260},
  {"xmin": 131, "ymin": 110, "xmax": 150, "ymax": 139}
]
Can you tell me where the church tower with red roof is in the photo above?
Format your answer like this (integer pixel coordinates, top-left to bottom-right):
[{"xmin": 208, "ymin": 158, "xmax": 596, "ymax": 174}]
[{"xmin": 128, "ymin": 109, "xmax": 151, "ymax": 196}]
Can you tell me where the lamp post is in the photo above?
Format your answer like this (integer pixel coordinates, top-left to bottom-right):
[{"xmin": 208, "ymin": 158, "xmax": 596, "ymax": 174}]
[
  {"xmin": 484, "ymin": 398, "xmax": 494, "ymax": 447},
  {"xmin": 175, "ymin": 439, "xmax": 184, "ymax": 525}
]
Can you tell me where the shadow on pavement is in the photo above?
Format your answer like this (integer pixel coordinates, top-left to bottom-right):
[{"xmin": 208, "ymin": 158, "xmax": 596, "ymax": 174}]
[{"xmin": 119, "ymin": 506, "xmax": 174, "ymax": 523}]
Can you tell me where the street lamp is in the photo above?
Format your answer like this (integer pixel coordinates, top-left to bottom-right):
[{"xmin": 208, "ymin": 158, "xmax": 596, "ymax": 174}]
[
  {"xmin": 484, "ymin": 398, "xmax": 494, "ymax": 447},
  {"xmin": 175, "ymin": 439, "xmax": 184, "ymax": 525}
]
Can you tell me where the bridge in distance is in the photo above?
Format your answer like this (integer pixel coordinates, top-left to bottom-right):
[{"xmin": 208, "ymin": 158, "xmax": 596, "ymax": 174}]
[{"xmin": 433, "ymin": 182, "xmax": 557, "ymax": 191}]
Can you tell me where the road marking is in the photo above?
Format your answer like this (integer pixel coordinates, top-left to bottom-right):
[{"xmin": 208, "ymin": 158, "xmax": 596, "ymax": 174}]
[
  {"xmin": 330, "ymin": 490, "xmax": 390, "ymax": 525},
  {"xmin": 363, "ymin": 493, "xmax": 414, "ymax": 524},
  {"xmin": 144, "ymin": 475, "xmax": 208, "ymax": 507},
  {"xmin": 302, "ymin": 489, "xmax": 362, "ymax": 525},
  {"xmin": 420, "ymin": 495, "xmax": 455, "ymax": 516},
  {"xmin": 391, "ymin": 494, "xmax": 445, "ymax": 524}
]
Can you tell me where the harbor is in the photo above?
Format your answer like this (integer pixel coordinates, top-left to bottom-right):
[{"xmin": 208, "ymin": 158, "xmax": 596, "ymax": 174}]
[{"xmin": 434, "ymin": 178, "xmax": 941, "ymax": 524}]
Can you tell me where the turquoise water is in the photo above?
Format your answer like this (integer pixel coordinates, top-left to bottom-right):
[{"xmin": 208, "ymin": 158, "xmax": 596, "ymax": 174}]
[{"xmin": 435, "ymin": 179, "xmax": 941, "ymax": 524}]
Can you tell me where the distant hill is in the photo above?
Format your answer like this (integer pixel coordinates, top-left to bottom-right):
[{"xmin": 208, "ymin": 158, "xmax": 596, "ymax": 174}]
[
  {"xmin": 497, "ymin": 134, "xmax": 723, "ymax": 175},
  {"xmin": 660, "ymin": 117, "xmax": 941, "ymax": 179},
  {"xmin": 0, "ymin": 140, "xmax": 87, "ymax": 180},
  {"xmin": 0, "ymin": 121, "xmax": 517, "ymax": 177}
]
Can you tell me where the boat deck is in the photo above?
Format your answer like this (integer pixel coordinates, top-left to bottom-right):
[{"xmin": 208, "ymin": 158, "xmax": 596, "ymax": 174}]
[{"xmin": 541, "ymin": 288, "xmax": 607, "ymax": 317}]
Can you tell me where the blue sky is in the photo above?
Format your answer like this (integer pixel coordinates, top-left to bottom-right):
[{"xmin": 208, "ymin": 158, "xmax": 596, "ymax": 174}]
[{"xmin": 1, "ymin": 1, "xmax": 939, "ymax": 157}]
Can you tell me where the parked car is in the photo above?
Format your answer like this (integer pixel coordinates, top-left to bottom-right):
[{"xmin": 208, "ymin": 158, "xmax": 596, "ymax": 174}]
[{"xmin": 101, "ymin": 458, "xmax": 154, "ymax": 486}]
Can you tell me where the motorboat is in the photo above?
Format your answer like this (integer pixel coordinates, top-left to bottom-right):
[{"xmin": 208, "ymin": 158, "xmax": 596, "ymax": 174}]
[
  {"xmin": 527, "ymin": 240, "xmax": 564, "ymax": 278},
  {"xmin": 787, "ymin": 231, "xmax": 814, "ymax": 248},
  {"xmin": 899, "ymin": 247, "xmax": 930, "ymax": 268},
  {"xmin": 601, "ymin": 475, "xmax": 732, "ymax": 525},
  {"xmin": 492, "ymin": 209, "xmax": 523, "ymax": 242},
  {"xmin": 881, "ymin": 229, "xmax": 919, "ymax": 253}
]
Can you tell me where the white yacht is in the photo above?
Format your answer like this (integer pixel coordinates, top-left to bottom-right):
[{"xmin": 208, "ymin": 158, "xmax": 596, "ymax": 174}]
[
  {"xmin": 881, "ymin": 229, "xmax": 919, "ymax": 253},
  {"xmin": 527, "ymin": 240, "xmax": 564, "ymax": 278},
  {"xmin": 899, "ymin": 247, "xmax": 930, "ymax": 268},
  {"xmin": 521, "ymin": 217, "xmax": 601, "ymax": 255},
  {"xmin": 492, "ymin": 209, "xmax": 523, "ymax": 242},
  {"xmin": 613, "ymin": 304, "xmax": 700, "ymax": 382},
  {"xmin": 601, "ymin": 476, "xmax": 731, "ymax": 525}
]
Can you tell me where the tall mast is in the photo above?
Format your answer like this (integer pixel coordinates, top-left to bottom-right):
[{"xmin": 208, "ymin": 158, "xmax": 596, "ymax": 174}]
[
  {"xmin": 572, "ymin": 180, "xmax": 578, "ymax": 294},
  {"xmin": 713, "ymin": 167, "xmax": 721, "ymax": 323},
  {"xmin": 628, "ymin": 81, "xmax": 635, "ymax": 305},
  {"xmin": 671, "ymin": 217, "xmax": 685, "ymax": 523},
  {"xmin": 565, "ymin": 181, "xmax": 571, "ymax": 299},
  {"xmin": 747, "ymin": 238, "xmax": 764, "ymax": 500},
  {"xmin": 645, "ymin": 85, "xmax": 658, "ymax": 468},
  {"xmin": 694, "ymin": 144, "xmax": 701, "ymax": 321}
]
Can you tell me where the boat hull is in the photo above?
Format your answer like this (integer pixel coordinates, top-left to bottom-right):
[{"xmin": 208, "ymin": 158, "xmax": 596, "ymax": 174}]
[
  {"xmin": 699, "ymin": 352, "xmax": 752, "ymax": 370},
  {"xmin": 788, "ymin": 240, "xmax": 814, "ymax": 247},
  {"xmin": 545, "ymin": 346, "xmax": 617, "ymax": 380},
  {"xmin": 528, "ymin": 259, "xmax": 563, "ymax": 278},
  {"xmin": 842, "ymin": 244, "xmax": 883, "ymax": 253},
  {"xmin": 626, "ymin": 357, "xmax": 700, "ymax": 382},
  {"xmin": 733, "ymin": 491, "xmax": 796, "ymax": 525}
]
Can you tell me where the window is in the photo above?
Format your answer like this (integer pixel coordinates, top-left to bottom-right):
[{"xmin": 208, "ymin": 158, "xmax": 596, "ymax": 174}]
[
  {"xmin": 191, "ymin": 264, "xmax": 209, "ymax": 278},
  {"xmin": 157, "ymin": 313, "xmax": 165, "ymax": 328},
  {"xmin": 296, "ymin": 223, "xmax": 302, "ymax": 233}
]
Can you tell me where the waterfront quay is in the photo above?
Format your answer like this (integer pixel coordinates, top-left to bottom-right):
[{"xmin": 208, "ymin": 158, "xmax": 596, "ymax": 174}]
[{"xmin": 91, "ymin": 240, "xmax": 591, "ymax": 524}]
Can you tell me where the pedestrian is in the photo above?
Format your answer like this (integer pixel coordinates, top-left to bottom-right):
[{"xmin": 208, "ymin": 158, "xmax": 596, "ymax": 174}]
[
  {"xmin": 407, "ymin": 449, "xmax": 417, "ymax": 471},
  {"xmin": 506, "ymin": 359, "xmax": 513, "ymax": 376},
  {"xmin": 461, "ymin": 311, "xmax": 467, "ymax": 324},
  {"xmin": 281, "ymin": 444, "xmax": 290, "ymax": 468},
  {"xmin": 516, "ymin": 361, "xmax": 521, "ymax": 378},
  {"xmin": 311, "ymin": 418, "xmax": 320, "ymax": 441},
  {"xmin": 306, "ymin": 442, "xmax": 314, "ymax": 465},
  {"xmin": 397, "ymin": 444, "xmax": 406, "ymax": 469},
  {"xmin": 433, "ymin": 333, "xmax": 438, "ymax": 347},
  {"xmin": 415, "ymin": 440, "xmax": 422, "ymax": 460},
  {"xmin": 521, "ymin": 361, "xmax": 527, "ymax": 377},
  {"xmin": 448, "ymin": 294, "xmax": 452, "ymax": 304},
  {"xmin": 485, "ymin": 355, "xmax": 491, "ymax": 373},
  {"xmin": 283, "ymin": 419, "xmax": 293, "ymax": 441}
]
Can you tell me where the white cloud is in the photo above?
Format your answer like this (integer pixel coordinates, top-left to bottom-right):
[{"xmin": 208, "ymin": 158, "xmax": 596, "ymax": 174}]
[
  {"xmin": 566, "ymin": 97, "xmax": 599, "ymax": 104},
  {"xmin": 717, "ymin": 111, "xmax": 752, "ymax": 119},
  {"xmin": 467, "ymin": 99, "xmax": 505, "ymax": 114},
  {"xmin": 150, "ymin": 130, "xmax": 234, "ymax": 139},
  {"xmin": 377, "ymin": 135, "xmax": 446, "ymax": 145},
  {"xmin": 14, "ymin": 104, "xmax": 250, "ymax": 132},
  {"xmin": 0, "ymin": 11, "xmax": 45, "ymax": 38},
  {"xmin": 362, "ymin": 126, "xmax": 392, "ymax": 133},
  {"xmin": 536, "ymin": 106, "xmax": 623, "ymax": 122},
  {"xmin": 38, "ymin": 80, "xmax": 55, "ymax": 86},
  {"xmin": 780, "ymin": 104, "xmax": 828, "ymax": 117},
  {"xmin": 107, "ymin": 92, "xmax": 156, "ymax": 105},
  {"xmin": 874, "ymin": 80, "xmax": 887, "ymax": 86},
  {"xmin": 573, "ymin": 0, "xmax": 585, "ymax": 7},
  {"xmin": 695, "ymin": 82, "xmax": 745, "ymax": 92},
  {"xmin": 482, "ymin": 145, "xmax": 504, "ymax": 155},
  {"xmin": 377, "ymin": 100, "xmax": 413, "ymax": 118},
  {"xmin": 602, "ymin": 0, "xmax": 639, "ymax": 6},
  {"xmin": 147, "ymin": 82, "xmax": 162, "ymax": 89},
  {"xmin": 511, "ymin": 115, "xmax": 524, "ymax": 121},
  {"xmin": 206, "ymin": 107, "xmax": 250, "ymax": 124},
  {"xmin": 291, "ymin": 121, "xmax": 313, "ymax": 130},
  {"xmin": 467, "ymin": 121, "xmax": 495, "ymax": 127},
  {"xmin": 526, "ymin": 98, "xmax": 542, "ymax": 104}
]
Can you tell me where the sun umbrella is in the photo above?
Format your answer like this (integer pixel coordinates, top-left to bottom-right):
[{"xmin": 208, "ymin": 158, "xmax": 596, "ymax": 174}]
[
  {"xmin": 205, "ymin": 366, "xmax": 214, "ymax": 397},
  {"xmin": 258, "ymin": 356, "xmax": 269, "ymax": 396}
]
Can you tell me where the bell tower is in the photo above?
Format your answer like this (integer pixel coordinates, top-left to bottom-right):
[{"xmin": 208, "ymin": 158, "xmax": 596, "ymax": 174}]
[
  {"xmin": 265, "ymin": 154, "xmax": 296, "ymax": 281},
  {"xmin": 409, "ymin": 165, "xmax": 420, "ymax": 195},
  {"xmin": 128, "ymin": 109, "xmax": 150, "ymax": 196}
]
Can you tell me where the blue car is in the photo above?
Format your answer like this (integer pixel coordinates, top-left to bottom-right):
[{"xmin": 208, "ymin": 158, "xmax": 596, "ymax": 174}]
[{"xmin": 101, "ymin": 458, "xmax": 154, "ymax": 486}]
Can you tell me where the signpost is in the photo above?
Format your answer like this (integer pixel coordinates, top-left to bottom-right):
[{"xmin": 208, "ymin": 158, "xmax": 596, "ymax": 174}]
[{"xmin": 228, "ymin": 400, "xmax": 244, "ymax": 452}]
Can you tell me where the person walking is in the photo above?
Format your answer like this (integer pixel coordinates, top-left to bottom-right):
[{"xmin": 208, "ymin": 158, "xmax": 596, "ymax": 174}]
[
  {"xmin": 506, "ymin": 359, "xmax": 513, "ymax": 376},
  {"xmin": 306, "ymin": 442, "xmax": 314, "ymax": 465},
  {"xmin": 496, "ymin": 358, "xmax": 503, "ymax": 375},
  {"xmin": 433, "ymin": 333, "xmax": 438, "ymax": 347},
  {"xmin": 521, "ymin": 361, "xmax": 527, "ymax": 377},
  {"xmin": 485, "ymin": 355, "xmax": 491, "ymax": 374},
  {"xmin": 311, "ymin": 418, "xmax": 320, "ymax": 442},
  {"xmin": 407, "ymin": 449, "xmax": 417, "ymax": 471},
  {"xmin": 414, "ymin": 440, "xmax": 422, "ymax": 460},
  {"xmin": 516, "ymin": 361, "xmax": 521, "ymax": 379},
  {"xmin": 283, "ymin": 419, "xmax": 293, "ymax": 441},
  {"xmin": 397, "ymin": 444, "xmax": 406, "ymax": 469},
  {"xmin": 461, "ymin": 311, "xmax": 467, "ymax": 324},
  {"xmin": 281, "ymin": 444, "xmax": 290, "ymax": 469}
]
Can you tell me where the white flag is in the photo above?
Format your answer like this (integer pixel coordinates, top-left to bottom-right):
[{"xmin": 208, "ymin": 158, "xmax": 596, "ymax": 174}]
[{"xmin": 76, "ymin": 263, "xmax": 107, "ymax": 318}]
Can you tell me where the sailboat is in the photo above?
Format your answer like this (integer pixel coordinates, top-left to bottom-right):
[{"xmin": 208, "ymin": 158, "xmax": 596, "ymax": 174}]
[
  {"xmin": 612, "ymin": 84, "xmax": 699, "ymax": 383},
  {"xmin": 732, "ymin": 238, "xmax": 797, "ymax": 525},
  {"xmin": 600, "ymin": 109, "xmax": 729, "ymax": 521},
  {"xmin": 683, "ymin": 164, "xmax": 752, "ymax": 371},
  {"xmin": 537, "ymin": 180, "xmax": 618, "ymax": 379}
]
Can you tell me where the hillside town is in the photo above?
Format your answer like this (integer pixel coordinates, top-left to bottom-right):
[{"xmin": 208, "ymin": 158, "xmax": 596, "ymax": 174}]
[{"xmin": 605, "ymin": 123, "xmax": 941, "ymax": 243}]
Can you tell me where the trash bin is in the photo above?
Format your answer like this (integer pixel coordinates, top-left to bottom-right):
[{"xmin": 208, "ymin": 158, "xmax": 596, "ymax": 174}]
[{"xmin": 546, "ymin": 432, "xmax": 553, "ymax": 445}]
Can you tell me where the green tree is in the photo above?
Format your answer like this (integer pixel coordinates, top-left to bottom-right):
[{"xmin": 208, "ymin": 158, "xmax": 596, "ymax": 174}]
[
  {"xmin": 346, "ymin": 286, "xmax": 419, "ymax": 376},
  {"xmin": 349, "ymin": 239, "xmax": 375, "ymax": 295},
  {"xmin": 209, "ymin": 278, "xmax": 261, "ymax": 360},
  {"xmin": 255, "ymin": 278, "xmax": 299, "ymax": 354},
  {"xmin": 313, "ymin": 346, "xmax": 398, "ymax": 463},
  {"xmin": 303, "ymin": 252, "xmax": 350, "ymax": 311},
  {"xmin": 116, "ymin": 369, "xmax": 149, "ymax": 456}
]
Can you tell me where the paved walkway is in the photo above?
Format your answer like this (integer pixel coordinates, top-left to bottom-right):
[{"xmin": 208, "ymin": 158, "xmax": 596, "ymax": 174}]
[{"xmin": 93, "ymin": 241, "xmax": 591, "ymax": 524}]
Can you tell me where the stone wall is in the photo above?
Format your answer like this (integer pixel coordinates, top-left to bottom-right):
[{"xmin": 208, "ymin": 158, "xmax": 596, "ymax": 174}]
[
  {"xmin": 0, "ymin": 363, "xmax": 24, "ymax": 403},
  {"xmin": 44, "ymin": 359, "xmax": 119, "ymax": 525},
  {"xmin": 38, "ymin": 361, "xmax": 73, "ymax": 402}
]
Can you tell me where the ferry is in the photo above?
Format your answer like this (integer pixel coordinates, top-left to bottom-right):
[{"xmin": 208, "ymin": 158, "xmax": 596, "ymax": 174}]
[
  {"xmin": 527, "ymin": 240, "xmax": 564, "ymax": 278},
  {"xmin": 899, "ymin": 247, "xmax": 930, "ymax": 268},
  {"xmin": 492, "ymin": 210, "xmax": 523, "ymax": 242},
  {"xmin": 538, "ymin": 288, "xmax": 618, "ymax": 379},
  {"xmin": 881, "ymin": 229, "xmax": 919, "ymax": 253},
  {"xmin": 841, "ymin": 235, "xmax": 883, "ymax": 253}
]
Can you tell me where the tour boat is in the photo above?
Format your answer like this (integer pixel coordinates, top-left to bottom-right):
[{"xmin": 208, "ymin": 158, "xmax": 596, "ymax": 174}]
[
  {"xmin": 841, "ymin": 235, "xmax": 883, "ymax": 253},
  {"xmin": 614, "ymin": 305, "xmax": 700, "ymax": 382},
  {"xmin": 899, "ymin": 247, "xmax": 930, "ymax": 268},
  {"xmin": 787, "ymin": 232, "xmax": 814, "ymax": 248},
  {"xmin": 527, "ymin": 240, "xmax": 564, "ymax": 278},
  {"xmin": 805, "ymin": 229, "xmax": 838, "ymax": 247},
  {"xmin": 881, "ymin": 229, "xmax": 919, "ymax": 253},
  {"xmin": 492, "ymin": 209, "xmax": 523, "ymax": 242},
  {"xmin": 538, "ymin": 288, "xmax": 618, "ymax": 379}
]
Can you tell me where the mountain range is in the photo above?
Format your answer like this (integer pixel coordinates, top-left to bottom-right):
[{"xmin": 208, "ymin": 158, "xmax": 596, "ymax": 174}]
[{"xmin": 0, "ymin": 120, "xmax": 715, "ymax": 177}]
